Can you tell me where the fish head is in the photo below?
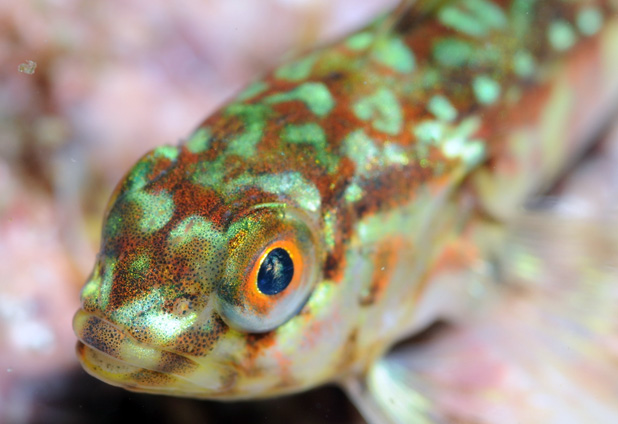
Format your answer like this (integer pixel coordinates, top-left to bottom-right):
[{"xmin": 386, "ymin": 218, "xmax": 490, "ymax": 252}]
[{"xmin": 73, "ymin": 140, "xmax": 358, "ymax": 399}]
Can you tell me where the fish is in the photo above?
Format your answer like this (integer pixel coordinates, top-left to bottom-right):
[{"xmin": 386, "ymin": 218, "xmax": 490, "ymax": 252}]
[{"xmin": 73, "ymin": 0, "xmax": 618, "ymax": 422}]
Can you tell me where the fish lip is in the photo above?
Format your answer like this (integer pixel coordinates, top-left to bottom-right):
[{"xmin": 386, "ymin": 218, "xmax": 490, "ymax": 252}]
[
  {"xmin": 75, "ymin": 340, "xmax": 212, "ymax": 396},
  {"xmin": 73, "ymin": 308, "xmax": 138, "ymax": 360},
  {"xmin": 73, "ymin": 309, "xmax": 240, "ymax": 395},
  {"xmin": 76, "ymin": 341, "xmax": 256, "ymax": 400},
  {"xmin": 72, "ymin": 309, "xmax": 199, "ymax": 379}
]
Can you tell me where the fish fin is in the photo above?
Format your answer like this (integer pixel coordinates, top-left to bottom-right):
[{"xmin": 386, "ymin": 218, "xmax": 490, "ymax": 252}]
[
  {"xmin": 343, "ymin": 369, "xmax": 444, "ymax": 424},
  {"xmin": 348, "ymin": 206, "xmax": 618, "ymax": 423},
  {"xmin": 500, "ymin": 204, "xmax": 618, "ymax": 292}
]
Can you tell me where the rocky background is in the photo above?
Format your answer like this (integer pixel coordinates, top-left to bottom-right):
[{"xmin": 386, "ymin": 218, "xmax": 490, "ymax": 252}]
[
  {"xmin": 1, "ymin": 1, "xmax": 395, "ymax": 422},
  {"xmin": 1, "ymin": 1, "xmax": 617, "ymax": 423}
]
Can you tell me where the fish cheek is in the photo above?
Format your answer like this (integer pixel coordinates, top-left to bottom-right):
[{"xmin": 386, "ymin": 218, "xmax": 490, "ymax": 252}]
[
  {"xmin": 171, "ymin": 315, "xmax": 229, "ymax": 356},
  {"xmin": 159, "ymin": 215, "xmax": 230, "ymax": 355}
]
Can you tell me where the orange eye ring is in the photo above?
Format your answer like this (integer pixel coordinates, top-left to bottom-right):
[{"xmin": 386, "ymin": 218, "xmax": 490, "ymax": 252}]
[
  {"xmin": 243, "ymin": 240, "xmax": 304, "ymax": 313},
  {"xmin": 216, "ymin": 205, "xmax": 321, "ymax": 333}
]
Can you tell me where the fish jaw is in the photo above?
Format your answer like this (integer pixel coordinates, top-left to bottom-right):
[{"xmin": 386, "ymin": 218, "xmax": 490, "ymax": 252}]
[
  {"xmin": 73, "ymin": 309, "xmax": 222, "ymax": 396},
  {"xmin": 73, "ymin": 309, "xmax": 269, "ymax": 399},
  {"xmin": 73, "ymin": 307, "xmax": 295, "ymax": 399}
]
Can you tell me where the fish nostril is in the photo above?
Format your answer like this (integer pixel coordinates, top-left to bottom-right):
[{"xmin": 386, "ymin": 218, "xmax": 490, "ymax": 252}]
[{"xmin": 173, "ymin": 297, "xmax": 194, "ymax": 316}]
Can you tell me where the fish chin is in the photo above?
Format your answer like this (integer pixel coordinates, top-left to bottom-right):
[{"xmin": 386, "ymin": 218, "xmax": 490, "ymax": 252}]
[
  {"xmin": 73, "ymin": 309, "xmax": 227, "ymax": 397},
  {"xmin": 74, "ymin": 308, "xmax": 317, "ymax": 400}
]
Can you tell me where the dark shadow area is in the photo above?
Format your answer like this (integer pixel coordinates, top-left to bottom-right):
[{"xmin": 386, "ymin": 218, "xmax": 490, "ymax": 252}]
[
  {"xmin": 15, "ymin": 367, "xmax": 364, "ymax": 424},
  {"xmin": 390, "ymin": 319, "xmax": 452, "ymax": 351}
]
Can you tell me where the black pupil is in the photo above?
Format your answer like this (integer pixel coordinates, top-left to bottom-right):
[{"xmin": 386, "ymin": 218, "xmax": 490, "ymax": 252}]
[{"xmin": 257, "ymin": 248, "xmax": 294, "ymax": 295}]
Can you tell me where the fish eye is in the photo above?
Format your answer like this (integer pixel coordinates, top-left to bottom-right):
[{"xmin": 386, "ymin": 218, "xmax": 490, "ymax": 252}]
[
  {"xmin": 257, "ymin": 247, "xmax": 294, "ymax": 295},
  {"xmin": 215, "ymin": 206, "xmax": 320, "ymax": 333}
]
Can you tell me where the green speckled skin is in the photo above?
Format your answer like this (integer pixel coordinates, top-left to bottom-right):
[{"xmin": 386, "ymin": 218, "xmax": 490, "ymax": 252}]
[{"xmin": 74, "ymin": 0, "xmax": 618, "ymax": 400}]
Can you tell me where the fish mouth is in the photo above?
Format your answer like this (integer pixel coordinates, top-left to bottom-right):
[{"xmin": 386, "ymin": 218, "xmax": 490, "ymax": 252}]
[{"xmin": 73, "ymin": 309, "xmax": 226, "ymax": 396}]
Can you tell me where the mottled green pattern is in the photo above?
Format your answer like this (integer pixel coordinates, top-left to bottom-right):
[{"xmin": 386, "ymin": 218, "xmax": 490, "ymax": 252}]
[
  {"xmin": 74, "ymin": 0, "xmax": 618, "ymax": 405},
  {"xmin": 353, "ymin": 88, "xmax": 404, "ymax": 135},
  {"xmin": 265, "ymin": 82, "xmax": 334, "ymax": 116}
]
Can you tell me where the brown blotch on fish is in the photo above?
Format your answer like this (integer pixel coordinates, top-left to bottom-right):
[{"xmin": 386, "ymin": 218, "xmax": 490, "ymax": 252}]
[
  {"xmin": 218, "ymin": 369, "xmax": 239, "ymax": 395},
  {"xmin": 325, "ymin": 71, "xmax": 345, "ymax": 82},
  {"xmin": 335, "ymin": 328, "xmax": 359, "ymax": 375},
  {"xmin": 80, "ymin": 316, "xmax": 124, "ymax": 359},
  {"xmin": 246, "ymin": 331, "xmax": 276, "ymax": 357},
  {"xmin": 157, "ymin": 350, "xmax": 200, "ymax": 375},
  {"xmin": 129, "ymin": 368, "xmax": 178, "ymax": 387},
  {"xmin": 229, "ymin": 332, "xmax": 277, "ymax": 378},
  {"xmin": 359, "ymin": 238, "xmax": 402, "ymax": 306},
  {"xmin": 171, "ymin": 181, "xmax": 224, "ymax": 225},
  {"xmin": 172, "ymin": 316, "xmax": 227, "ymax": 356}
]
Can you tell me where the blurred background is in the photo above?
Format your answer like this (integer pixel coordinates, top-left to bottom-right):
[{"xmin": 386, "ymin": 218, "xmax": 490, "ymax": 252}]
[
  {"xmin": 0, "ymin": 1, "xmax": 395, "ymax": 422},
  {"xmin": 2, "ymin": 1, "xmax": 618, "ymax": 423}
]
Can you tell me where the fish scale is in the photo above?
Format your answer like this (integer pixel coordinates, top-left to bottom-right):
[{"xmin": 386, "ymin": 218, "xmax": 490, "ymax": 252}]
[{"xmin": 73, "ymin": 0, "xmax": 618, "ymax": 421}]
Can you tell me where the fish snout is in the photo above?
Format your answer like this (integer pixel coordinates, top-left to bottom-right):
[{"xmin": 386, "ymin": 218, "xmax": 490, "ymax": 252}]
[{"xmin": 73, "ymin": 309, "xmax": 224, "ymax": 394}]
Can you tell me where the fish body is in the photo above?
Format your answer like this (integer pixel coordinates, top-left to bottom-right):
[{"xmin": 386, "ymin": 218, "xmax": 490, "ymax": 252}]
[{"xmin": 74, "ymin": 0, "xmax": 618, "ymax": 411}]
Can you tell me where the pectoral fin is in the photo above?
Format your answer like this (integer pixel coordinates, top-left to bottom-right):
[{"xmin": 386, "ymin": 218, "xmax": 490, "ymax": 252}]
[
  {"xmin": 346, "ymin": 207, "xmax": 618, "ymax": 424},
  {"xmin": 344, "ymin": 361, "xmax": 445, "ymax": 424}
]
